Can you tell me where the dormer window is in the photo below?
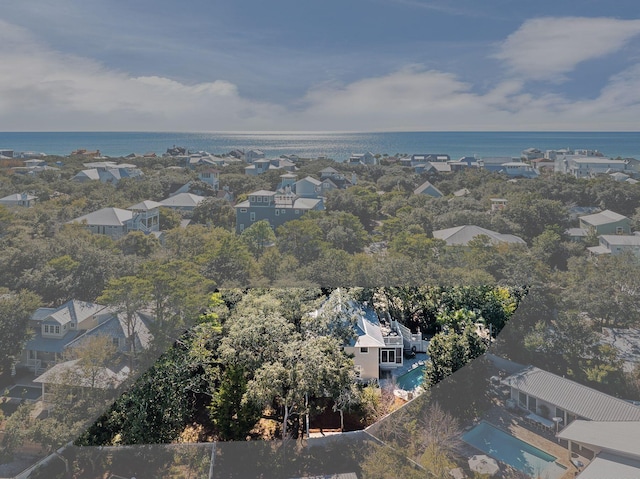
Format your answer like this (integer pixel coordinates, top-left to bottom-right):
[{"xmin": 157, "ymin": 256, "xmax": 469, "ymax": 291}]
[{"xmin": 257, "ymin": 197, "xmax": 262, "ymax": 202}]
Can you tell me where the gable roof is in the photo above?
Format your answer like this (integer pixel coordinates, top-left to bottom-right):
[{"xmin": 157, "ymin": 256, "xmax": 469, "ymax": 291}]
[
  {"xmin": 570, "ymin": 453, "xmax": 640, "ymax": 479},
  {"xmin": 502, "ymin": 366, "xmax": 640, "ymax": 421},
  {"xmin": 128, "ymin": 200, "xmax": 163, "ymax": 211},
  {"xmin": 69, "ymin": 208, "xmax": 134, "ymax": 227},
  {"xmin": 39, "ymin": 299, "xmax": 108, "ymax": 326},
  {"xmin": 433, "ymin": 225, "xmax": 525, "ymax": 246},
  {"xmin": 351, "ymin": 303, "xmax": 386, "ymax": 348},
  {"xmin": 159, "ymin": 193, "xmax": 205, "ymax": 208},
  {"xmin": 557, "ymin": 420, "xmax": 640, "ymax": 460},
  {"xmin": 413, "ymin": 180, "xmax": 443, "ymax": 197},
  {"xmin": 580, "ymin": 209, "xmax": 628, "ymax": 226},
  {"xmin": 33, "ymin": 359, "xmax": 130, "ymax": 389}
]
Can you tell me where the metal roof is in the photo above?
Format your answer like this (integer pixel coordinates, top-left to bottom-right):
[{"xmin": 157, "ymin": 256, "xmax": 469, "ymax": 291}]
[
  {"xmin": 502, "ymin": 366, "xmax": 640, "ymax": 421},
  {"xmin": 557, "ymin": 420, "xmax": 640, "ymax": 459},
  {"xmin": 25, "ymin": 330, "xmax": 82, "ymax": 353},
  {"xmin": 570, "ymin": 453, "xmax": 640, "ymax": 479}
]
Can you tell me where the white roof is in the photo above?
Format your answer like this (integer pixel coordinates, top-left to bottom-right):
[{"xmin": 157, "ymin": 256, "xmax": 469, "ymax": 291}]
[
  {"xmin": 570, "ymin": 453, "xmax": 640, "ymax": 479},
  {"xmin": 433, "ymin": 225, "xmax": 525, "ymax": 246},
  {"xmin": 580, "ymin": 209, "xmax": 628, "ymax": 226},
  {"xmin": 502, "ymin": 366, "xmax": 640, "ymax": 421},
  {"xmin": 69, "ymin": 207, "xmax": 133, "ymax": 226},
  {"xmin": 557, "ymin": 420, "xmax": 640, "ymax": 459},
  {"xmin": 34, "ymin": 359, "xmax": 130, "ymax": 389},
  {"xmin": 159, "ymin": 193, "xmax": 205, "ymax": 208}
]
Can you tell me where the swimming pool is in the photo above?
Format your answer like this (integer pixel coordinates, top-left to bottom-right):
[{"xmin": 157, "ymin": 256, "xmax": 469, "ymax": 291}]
[
  {"xmin": 396, "ymin": 365, "xmax": 425, "ymax": 391},
  {"xmin": 462, "ymin": 421, "xmax": 566, "ymax": 479}
]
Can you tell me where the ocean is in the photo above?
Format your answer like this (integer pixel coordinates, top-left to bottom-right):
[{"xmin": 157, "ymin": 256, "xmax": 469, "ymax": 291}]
[{"xmin": 0, "ymin": 131, "xmax": 639, "ymax": 162}]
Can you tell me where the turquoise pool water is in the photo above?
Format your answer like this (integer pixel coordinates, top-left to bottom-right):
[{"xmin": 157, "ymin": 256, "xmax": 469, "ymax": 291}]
[
  {"xmin": 396, "ymin": 365, "xmax": 425, "ymax": 390},
  {"xmin": 462, "ymin": 421, "xmax": 566, "ymax": 479}
]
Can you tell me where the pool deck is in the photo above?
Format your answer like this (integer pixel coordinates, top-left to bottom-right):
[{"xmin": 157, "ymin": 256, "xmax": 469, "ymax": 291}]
[
  {"xmin": 468, "ymin": 397, "xmax": 590, "ymax": 479},
  {"xmin": 379, "ymin": 353, "xmax": 428, "ymax": 389}
]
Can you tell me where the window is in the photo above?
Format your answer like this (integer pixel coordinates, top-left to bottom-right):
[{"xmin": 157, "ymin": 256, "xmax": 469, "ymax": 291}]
[
  {"xmin": 250, "ymin": 212, "xmax": 256, "ymax": 221},
  {"xmin": 54, "ymin": 325, "xmax": 60, "ymax": 334},
  {"xmin": 263, "ymin": 196, "xmax": 268, "ymax": 202},
  {"xmin": 257, "ymin": 196, "xmax": 262, "ymax": 202},
  {"xmin": 239, "ymin": 224, "xmax": 244, "ymax": 232},
  {"xmin": 275, "ymin": 209, "xmax": 279, "ymax": 216},
  {"xmin": 281, "ymin": 209, "xmax": 286, "ymax": 214},
  {"xmin": 354, "ymin": 365, "xmax": 362, "ymax": 378},
  {"xmin": 44, "ymin": 324, "xmax": 49, "ymax": 334},
  {"xmin": 250, "ymin": 196, "xmax": 255, "ymax": 202},
  {"xmin": 381, "ymin": 349, "xmax": 395, "ymax": 363},
  {"xmin": 295, "ymin": 209, "xmax": 300, "ymax": 215},
  {"xmin": 240, "ymin": 208, "xmax": 247, "ymax": 213},
  {"xmin": 616, "ymin": 226, "xmax": 624, "ymax": 234},
  {"xmin": 528, "ymin": 396, "xmax": 537, "ymax": 413},
  {"xmin": 360, "ymin": 347, "xmax": 368, "ymax": 353},
  {"xmin": 519, "ymin": 391, "xmax": 527, "ymax": 408}
]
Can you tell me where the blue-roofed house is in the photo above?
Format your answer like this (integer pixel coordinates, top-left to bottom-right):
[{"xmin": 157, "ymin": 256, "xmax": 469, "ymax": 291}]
[{"xmin": 18, "ymin": 300, "xmax": 111, "ymax": 375}]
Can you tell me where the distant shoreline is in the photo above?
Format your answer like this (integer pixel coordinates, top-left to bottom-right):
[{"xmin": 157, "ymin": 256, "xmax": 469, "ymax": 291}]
[{"xmin": 1, "ymin": 131, "xmax": 638, "ymax": 162}]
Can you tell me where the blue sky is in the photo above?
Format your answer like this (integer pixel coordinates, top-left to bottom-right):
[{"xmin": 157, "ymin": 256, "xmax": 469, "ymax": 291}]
[{"xmin": 1, "ymin": 0, "xmax": 640, "ymax": 130}]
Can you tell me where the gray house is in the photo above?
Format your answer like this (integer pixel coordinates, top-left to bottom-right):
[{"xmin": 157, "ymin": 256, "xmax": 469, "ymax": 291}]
[
  {"xmin": 68, "ymin": 201, "xmax": 161, "ymax": 239},
  {"xmin": 235, "ymin": 190, "xmax": 324, "ymax": 233}
]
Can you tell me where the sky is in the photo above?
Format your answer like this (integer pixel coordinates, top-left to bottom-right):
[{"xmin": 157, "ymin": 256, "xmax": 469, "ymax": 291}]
[{"xmin": 1, "ymin": 0, "xmax": 640, "ymax": 131}]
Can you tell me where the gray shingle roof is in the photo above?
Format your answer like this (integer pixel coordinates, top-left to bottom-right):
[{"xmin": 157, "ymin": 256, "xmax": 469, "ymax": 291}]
[
  {"xmin": 160, "ymin": 193, "xmax": 205, "ymax": 208},
  {"xmin": 69, "ymin": 207, "xmax": 133, "ymax": 226},
  {"xmin": 502, "ymin": 366, "xmax": 640, "ymax": 421}
]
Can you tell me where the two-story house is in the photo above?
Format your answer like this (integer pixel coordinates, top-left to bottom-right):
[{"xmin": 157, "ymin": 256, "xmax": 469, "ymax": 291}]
[
  {"xmin": 18, "ymin": 300, "xmax": 110, "ymax": 374},
  {"xmin": 68, "ymin": 200, "xmax": 162, "ymax": 239},
  {"xmin": 235, "ymin": 190, "xmax": 324, "ymax": 233}
]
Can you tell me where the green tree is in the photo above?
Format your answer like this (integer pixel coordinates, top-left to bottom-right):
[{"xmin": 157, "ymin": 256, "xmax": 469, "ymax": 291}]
[
  {"xmin": 241, "ymin": 220, "xmax": 276, "ymax": 258},
  {"xmin": 0, "ymin": 289, "xmax": 41, "ymax": 376},
  {"xmin": 98, "ymin": 276, "xmax": 152, "ymax": 368}
]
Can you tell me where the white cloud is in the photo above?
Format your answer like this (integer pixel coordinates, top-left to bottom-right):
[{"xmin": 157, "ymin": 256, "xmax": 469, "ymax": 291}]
[
  {"xmin": 494, "ymin": 17, "xmax": 640, "ymax": 81},
  {"xmin": 0, "ymin": 21, "xmax": 285, "ymax": 131},
  {"xmin": 2, "ymin": 19, "xmax": 640, "ymax": 132}
]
